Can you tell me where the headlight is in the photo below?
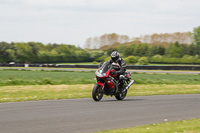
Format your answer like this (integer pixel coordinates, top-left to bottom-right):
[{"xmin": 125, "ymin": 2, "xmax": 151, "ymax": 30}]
[{"xmin": 95, "ymin": 70, "xmax": 106, "ymax": 77}]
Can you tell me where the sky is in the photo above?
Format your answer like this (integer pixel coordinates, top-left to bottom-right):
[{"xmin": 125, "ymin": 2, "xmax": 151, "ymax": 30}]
[{"xmin": 0, "ymin": 0, "xmax": 200, "ymax": 47}]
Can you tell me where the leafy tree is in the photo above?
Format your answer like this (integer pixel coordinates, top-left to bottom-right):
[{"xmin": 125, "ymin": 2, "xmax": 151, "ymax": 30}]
[
  {"xmin": 75, "ymin": 50, "xmax": 91, "ymax": 62},
  {"xmin": 192, "ymin": 26, "xmax": 200, "ymax": 56},
  {"xmin": 37, "ymin": 50, "xmax": 51, "ymax": 63},
  {"xmin": 123, "ymin": 44, "xmax": 135, "ymax": 56},
  {"xmin": 0, "ymin": 42, "xmax": 13, "ymax": 62},
  {"xmin": 106, "ymin": 48, "xmax": 118, "ymax": 56},
  {"xmin": 168, "ymin": 42, "xmax": 184, "ymax": 58},
  {"xmin": 193, "ymin": 26, "xmax": 200, "ymax": 45},
  {"xmin": 133, "ymin": 44, "xmax": 148, "ymax": 57},
  {"xmin": 147, "ymin": 45, "xmax": 159, "ymax": 57},
  {"xmin": 6, "ymin": 49, "xmax": 16, "ymax": 62},
  {"xmin": 14, "ymin": 43, "xmax": 35, "ymax": 62},
  {"xmin": 28, "ymin": 42, "xmax": 44, "ymax": 55},
  {"xmin": 117, "ymin": 44, "xmax": 126, "ymax": 53},
  {"xmin": 158, "ymin": 46, "xmax": 165, "ymax": 55}
]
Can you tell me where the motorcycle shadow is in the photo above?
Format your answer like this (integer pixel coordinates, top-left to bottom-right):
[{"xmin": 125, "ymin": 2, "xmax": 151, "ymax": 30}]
[{"xmin": 100, "ymin": 98, "xmax": 144, "ymax": 102}]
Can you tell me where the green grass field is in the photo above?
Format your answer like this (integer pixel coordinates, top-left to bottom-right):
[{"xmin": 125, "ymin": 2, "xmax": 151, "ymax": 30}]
[
  {"xmin": 0, "ymin": 84, "xmax": 199, "ymax": 102},
  {"xmin": 0, "ymin": 69, "xmax": 96, "ymax": 86},
  {"xmin": 0, "ymin": 69, "xmax": 200, "ymax": 102},
  {"xmin": 96, "ymin": 118, "xmax": 200, "ymax": 133},
  {"xmin": 0, "ymin": 69, "xmax": 200, "ymax": 86}
]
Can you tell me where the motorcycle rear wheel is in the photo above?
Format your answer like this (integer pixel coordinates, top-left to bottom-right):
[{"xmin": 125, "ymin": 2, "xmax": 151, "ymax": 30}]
[
  {"xmin": 92, "ymin": 84, "xmax": 103, "ymax": 101},
  {"xmin": 115, "ymin": 90, "xmax": 127, "ymax": 100}
]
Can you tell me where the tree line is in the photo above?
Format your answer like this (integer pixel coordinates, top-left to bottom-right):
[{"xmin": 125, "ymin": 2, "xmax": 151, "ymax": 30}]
[
  {"xmin": 84, "ymin": 32, "xmax": 192, "ymax": 49},
  {"xmin": 84, "ymin": 33, "xmax": 130, "ymax": 49},
  {"xmin": 91, "ymin": 26, "xmax": 200, "ymax": 64},
  {"xmin": 0, "ymin": 42, "xmax": 92, "ymax": 63},
  {"xmin": 0, "ymin": 41, "xmax": 199, "ymax": 64},
  {"xmin": 103, "ymin": 41, "xmax": 200, "ymax": 64},
  {"xmin": 0, "ymin": 26, "xmax": 200, "ymax": 64},
  {"xmin": 115, "ymin": 41, "xmax": 200, "ymax": 58}
]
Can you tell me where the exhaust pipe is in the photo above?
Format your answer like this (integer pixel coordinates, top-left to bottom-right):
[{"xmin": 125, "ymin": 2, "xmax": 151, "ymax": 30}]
[{"xmin": 125, "ymin": 80, "xmax": 134, "ymax": 90}]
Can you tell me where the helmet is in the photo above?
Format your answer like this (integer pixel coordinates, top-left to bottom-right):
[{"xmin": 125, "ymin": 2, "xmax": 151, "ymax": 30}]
[{"xmin": 111, "ymin": 51, "xmax": 120, "ymax": 62}]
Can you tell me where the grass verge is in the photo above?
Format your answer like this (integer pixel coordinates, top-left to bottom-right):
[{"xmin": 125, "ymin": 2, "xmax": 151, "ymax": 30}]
[
  {"xmin": 0, "ymin": 84, "xmax": 199, "ymax": 103},
  {"xmin": 95, "ymin": 118, "xmax": 200, "ymax": 133},
  {"xmin": 0, "ymin": 69, "xmax": 200, "ymax": 86}
]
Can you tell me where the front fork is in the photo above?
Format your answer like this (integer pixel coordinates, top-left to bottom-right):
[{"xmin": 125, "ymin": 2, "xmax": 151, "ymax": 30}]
[{"xmin": 96, "ymin": 82, "xmax": 104, "ymax": 91}]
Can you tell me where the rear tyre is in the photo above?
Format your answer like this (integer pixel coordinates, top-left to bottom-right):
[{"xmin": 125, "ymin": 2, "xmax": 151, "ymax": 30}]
[
  {"xmin": 115, "ymin": 90, "xmax": 127, "ymax": 100},
  {"xmin": 92, "ymin": 84, "xmax": 103, "ymax": 101}
]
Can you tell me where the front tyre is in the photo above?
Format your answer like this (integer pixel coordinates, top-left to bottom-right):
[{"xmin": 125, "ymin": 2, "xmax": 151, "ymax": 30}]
[
  {"xmin": 115, "ymin": 90, "xmax": 127, "ymax": 100},
  {"xmin": 92, "ymin": 84, "xmax": 103, "ymax": 101}
]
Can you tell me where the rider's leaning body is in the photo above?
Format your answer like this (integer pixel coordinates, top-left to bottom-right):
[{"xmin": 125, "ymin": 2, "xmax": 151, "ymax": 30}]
[
  {"xmin": 108, "ymin": 51, "xmax": 126, "ymax": 75},
  {"xmin": 108, "ymin": 51, "xmax": 127, "ymax": 89}
]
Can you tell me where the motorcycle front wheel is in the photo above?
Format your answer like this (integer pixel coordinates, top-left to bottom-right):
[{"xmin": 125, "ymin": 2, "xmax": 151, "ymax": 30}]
[
  {"xmin": 115, "ymin": 90, "xmax": 127, "ymax": 100},
  {"xmin": 92, "ymin": 84, "xmax": 103, "ymax": 101}
]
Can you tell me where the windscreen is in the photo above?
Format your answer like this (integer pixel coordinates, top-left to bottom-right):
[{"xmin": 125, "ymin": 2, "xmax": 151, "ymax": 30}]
[{"xmin": 99, "ymin": 62, "xmax": 111, "ymax": 73}]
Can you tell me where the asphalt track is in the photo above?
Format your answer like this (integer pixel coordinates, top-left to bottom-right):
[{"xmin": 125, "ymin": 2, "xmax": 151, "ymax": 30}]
[
  {"xmin": 1, "ymin": 67, "xmax": 200, "ymax": 74},
  {"xmin": 0, "ymin": 94, "xmax": 199, "ymax": 133}
]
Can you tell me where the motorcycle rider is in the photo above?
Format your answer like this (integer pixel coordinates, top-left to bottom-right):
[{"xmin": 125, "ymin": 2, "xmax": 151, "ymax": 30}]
[{"xmin": 109, "ymin": 51, "xmax": 127, "ymax": 91}]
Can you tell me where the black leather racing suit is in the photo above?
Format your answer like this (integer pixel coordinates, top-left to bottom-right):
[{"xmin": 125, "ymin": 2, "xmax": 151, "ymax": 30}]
[
  {"xmin": 109, "ymin": 58, "xmax": 127, "ymax": 90},
  {"xmin": 109, "ymin": 57, "xmax": 126, "ymax": 75},
  {"xmin": 109, "ymin": 57, "xmax": 126, "ymax": 87}
]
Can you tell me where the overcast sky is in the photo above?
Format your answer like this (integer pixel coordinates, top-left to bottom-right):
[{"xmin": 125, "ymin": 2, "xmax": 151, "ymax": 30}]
[{"xmin": 0, "ymin": 0, "xmax": 200, "ymax": 47}]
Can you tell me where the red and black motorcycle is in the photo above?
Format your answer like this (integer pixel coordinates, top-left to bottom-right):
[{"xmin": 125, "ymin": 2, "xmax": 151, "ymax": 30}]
[{"xmin": 92, "ymin": 61, "xmax": 134, "ymax": 101}]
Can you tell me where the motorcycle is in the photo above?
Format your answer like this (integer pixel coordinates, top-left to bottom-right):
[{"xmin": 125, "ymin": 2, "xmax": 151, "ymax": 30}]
[{"xmin": 92, "ymin": 61, "xmax": 134, "ymax": 101}]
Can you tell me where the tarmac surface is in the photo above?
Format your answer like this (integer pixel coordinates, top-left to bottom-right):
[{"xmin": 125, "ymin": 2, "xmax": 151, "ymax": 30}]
[{"xmin": 0, "ymin": 94, "xmax": 199, "ymax": 133}]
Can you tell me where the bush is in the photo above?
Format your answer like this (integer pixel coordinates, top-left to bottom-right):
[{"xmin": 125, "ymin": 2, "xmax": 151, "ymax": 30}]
[
  {"xmin": 137, "ymin": 57, "xmax": 149, "ymax": 65},
  {"xmin": 95, "ymin": 56, "xmax": 107, "ymax": 62},
  {"xmin": 127, "ymin": 56, "xmax": 138, "ymax": 64},
  {"xmin": 150, "ymin": 57, "xmax": 200, "ymax": 64},
  {"xmin": 92, "ymin": 61, "xmax": 99, "ymax": 64},
  {"xmin": 123, "ymin": 57, "xmax": 129, "ymax": 65}
]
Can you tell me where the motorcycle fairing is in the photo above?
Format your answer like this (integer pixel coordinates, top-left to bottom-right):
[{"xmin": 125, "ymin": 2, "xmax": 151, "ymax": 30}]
[{"xmin": 96, "ymin": 82, "xmax": 104, "ymax": 88}]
